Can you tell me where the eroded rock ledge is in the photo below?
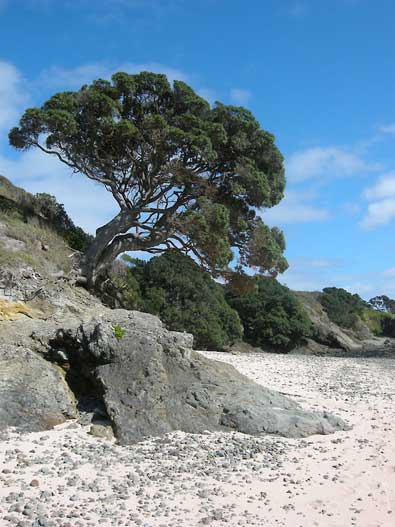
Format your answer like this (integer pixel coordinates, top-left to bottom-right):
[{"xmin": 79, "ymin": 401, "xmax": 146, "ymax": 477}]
[{"xmin": 0, "ymin": 300, "xmax": 350, "ymax": 443}]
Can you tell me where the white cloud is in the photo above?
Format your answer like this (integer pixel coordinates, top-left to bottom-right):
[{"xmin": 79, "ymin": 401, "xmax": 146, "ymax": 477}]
[
  {"xmin": 197, "ymin": 87, "xmax": 217, "ymax": 105},
  {"xmin": 360, "ymin": 199, "xmax": 395, "ymax": 229},
  {"xmin": 360, "ymin": 173, "xmax": 395, "ymax": 229},
  {"xmin": 229, "ymin": 88, "xmax": 252, "ymax": 106},
  {"xmin": 262, "ymin": 189, "xmax": 329, "ymax": 225},
  {"xmin": 286, "ymin": 146, "xmax": 380, "ymax": 183},
  {"xmin": 278, "ymin": 257, "xmax": 389, "ymax": 299},
  {"xmin": 309, "ymin": 258, "xmax": 339, "ymax": 268},
  {"xmin": 35, "ymin": 61, "xmax": 219, "ymax": 105},
  {"xmin": 363, "ymin": 172, "xmax": 395, "ymax": 200},
  {"xmin": 342, "ymin": 282, "xmax": 374, "ymax": 295},
  {"xmin": 379, "ymin": 123, "xmax": 395, "ymax": 135},
  {"xmin": 383, "ymin": 267, "xmax": 395, "ymax": 278},
  {"xmin": 0, "ymin": 148, "xmax": 118, "ymax": 234},
  {"xmin": 0, "ymin": 60, "xmax": 29, "ymax": 130},
  {"xmin": 37, "ymin": 61, "xmax": 189, "ymax": 91},
  {"xmin": 279, "ymin": 256, "xmax": 338, "ymax": 292}
]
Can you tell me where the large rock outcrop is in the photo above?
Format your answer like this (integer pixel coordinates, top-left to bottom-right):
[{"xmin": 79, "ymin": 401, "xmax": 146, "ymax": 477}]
[{"xmin": 48, "ymin": 310, "xmax": 349, "ymax": 444}]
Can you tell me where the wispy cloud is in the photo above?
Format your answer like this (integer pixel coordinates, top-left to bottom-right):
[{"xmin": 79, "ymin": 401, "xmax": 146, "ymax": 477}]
[
  {"xmin": 37, "ymin": 61, "xmax": 189, "ymax": 91},
  {"xmin": 286, "ymin": 146, "xmax": 380, "ymax": 183},
  {"xmin": 363, "ymin": 171, "xmax": 395, "ymax": 200},
  {"xmin": 360, "ymin": 199, "xmax": 395, "ymax": 230},
  {"xmin": 0, "ymin": 60, "xmax": 29, "ymax": 131},
  {"xmin": 279, "ymin": 256, "xmax": 394, "ymax": 299},
  {"xmin": 36, "ymin": 60, "xmax": 218, "ymax": 105},
  {"xmin": 279, "ymin": 255, "xmax": 343, "ymax": 292},
  {"xmin": 379, "ymin": 123, "xmax": 395, "ymax": 135},
  {"xmin": 0, "ymin": 148, "xmax": 117, "ymax": 233},
  {"xmin": 262, "ymin": 189, "xmax": 330, "ymax": 225},
  {"xmin": 360, "ymin": 172, "xmax": 395, "ymax": 229},
  {"xmin": 229, "ymin": 88, "xmax": 252, "ymax": 106}
]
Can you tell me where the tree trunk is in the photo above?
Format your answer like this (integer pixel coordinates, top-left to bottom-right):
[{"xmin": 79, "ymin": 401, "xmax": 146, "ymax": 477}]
[{"xmin": 81, "ymin": 209, "xmax": 136, "ymax": 288}]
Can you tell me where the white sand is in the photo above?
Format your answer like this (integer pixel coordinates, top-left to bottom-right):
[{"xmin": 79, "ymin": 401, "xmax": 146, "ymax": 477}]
[{"xmin": 1, "ymin": 351, "xmax": 394, "ymax": 526}]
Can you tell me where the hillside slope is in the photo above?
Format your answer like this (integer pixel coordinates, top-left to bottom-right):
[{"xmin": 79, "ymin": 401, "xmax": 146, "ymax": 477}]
[{"xmin": 294, "ymin": 291, "xmax": 392, "ymax": 355}]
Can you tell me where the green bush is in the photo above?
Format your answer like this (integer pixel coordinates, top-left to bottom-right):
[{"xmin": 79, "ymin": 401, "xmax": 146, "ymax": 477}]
[
  {"xmin": 363, "ymin": 309, "xmax": 395, "ymax": 337},
  {"xmin": 34, "ymin": 193, "xmax": 93, "ymax": 252},
  {"xmin": 226, "ymin": 276, "xmax": 313, "ymax": 352},
  {"xmin": 320, "ymin": 287, "xmax": 367, "ymax": 329},
  {"xmin": 122, "ymin": 253, "xmax": 243, "ymax": 350}
]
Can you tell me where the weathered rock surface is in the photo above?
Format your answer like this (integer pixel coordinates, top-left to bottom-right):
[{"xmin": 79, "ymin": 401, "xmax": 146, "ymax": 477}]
[
  {"xmin": 0, "ymin": 344, "xmax": 77, "ymax": 433},
  {"xmin": 49, "ymin": 310, "xmax": 349, "ymax": 444},
  {"xmin": 295, "ymin": 291, "xmax": 371, "ymax": 352}
]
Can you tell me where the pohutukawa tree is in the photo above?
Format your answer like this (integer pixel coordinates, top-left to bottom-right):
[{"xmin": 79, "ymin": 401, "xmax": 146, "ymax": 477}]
[{"xmin": 9, "ymin": 71, "xmax": 288, "ymax": 287}]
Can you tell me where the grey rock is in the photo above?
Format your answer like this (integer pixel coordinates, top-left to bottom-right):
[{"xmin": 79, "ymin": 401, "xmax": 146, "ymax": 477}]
[
  {"xmin": 0, "ymin": 344, "xmax": 77, "ymax": 433},
  {"xmin": 56, "ymin": 310, "xmax": 349, "ymax": 444},
  {"xmin": 88, "ymin": 423, "xmax": 115, "ymax": 441}
]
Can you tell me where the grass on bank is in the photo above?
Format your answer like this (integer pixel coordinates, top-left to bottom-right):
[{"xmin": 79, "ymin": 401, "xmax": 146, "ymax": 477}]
[{"xmin": 0, "ymin": 209, "xmax": 75, "ymax": 274}]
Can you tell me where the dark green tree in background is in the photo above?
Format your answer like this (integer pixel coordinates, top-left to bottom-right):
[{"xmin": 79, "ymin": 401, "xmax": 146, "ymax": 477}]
[
  {"xmin": 226, "ymin": 275, "xmax": 313, "ymax": 352},
  {"xmin": 320, "ymin": 287, "xmax": 367, "ymax": 329},
  {"xmin": 115, "ymin": 253, "xmax": 243, "ymax": 350},
  {"xmin": 9, "ymin": 71, "xmax": 287, "ymax": 287}
]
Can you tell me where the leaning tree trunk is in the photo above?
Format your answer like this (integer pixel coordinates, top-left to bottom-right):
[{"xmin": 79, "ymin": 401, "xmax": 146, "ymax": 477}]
[{"xmin": 80, "ymin": 209, "xmax": 135, "ymax": 288}]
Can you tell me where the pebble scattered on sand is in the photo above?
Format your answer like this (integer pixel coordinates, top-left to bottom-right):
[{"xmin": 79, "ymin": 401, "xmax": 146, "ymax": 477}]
[{"xmin": 1, "ymin": 352, "xmax": 394, "ymax": 526}]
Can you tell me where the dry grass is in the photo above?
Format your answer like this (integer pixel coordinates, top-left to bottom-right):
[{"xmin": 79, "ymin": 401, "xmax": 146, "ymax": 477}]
[
  {"xmin": 0, "ymin": 299, "xmax": 33, "ymax": 321},
  {"xmin": 0, "ymin": 211, "xmax": 75, "ymax": 274}
]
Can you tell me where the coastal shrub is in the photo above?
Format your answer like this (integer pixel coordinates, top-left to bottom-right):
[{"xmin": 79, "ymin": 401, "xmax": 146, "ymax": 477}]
[
  {"xmin": 34, "ymin": 193, "xmax": 93, "ymax": 252},
  {"xmin": 226, "ymin": 276, "xmax": 313, "ymax": 352},
  {"xmin": 363, "ymin": 309, "xmax": 395, "ymax": 337},
  {"xmin": 320, "ymin": 287, "xmax": 367, "ymax": 329},
  {"xmin": 123, "ymin": 253, "xmax": 243, "ymax": 350}
]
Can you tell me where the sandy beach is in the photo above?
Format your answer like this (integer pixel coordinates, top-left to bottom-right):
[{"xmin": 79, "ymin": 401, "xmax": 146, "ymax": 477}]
[{"xmin": 1, "ymin": 351, "xmax": 394, "ymax": 527}]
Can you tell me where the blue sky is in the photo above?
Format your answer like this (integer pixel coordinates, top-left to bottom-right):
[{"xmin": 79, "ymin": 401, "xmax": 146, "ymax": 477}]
[{"xmin": 0, "ymin": 0, "xmax": 394, "ymax": 298}]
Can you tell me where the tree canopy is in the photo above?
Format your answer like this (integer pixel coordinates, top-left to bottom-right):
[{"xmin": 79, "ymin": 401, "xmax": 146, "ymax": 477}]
[
  {"xmin": 225, "ymin": 275, "xmax": 313, "ymax": 351},
  {"xmin": 9, "ymin": 71, "xmax": 287, "ymax": 286},
  {"xmin": 320, "ymin": 287, "xmax": 367, "ymax": 329}
]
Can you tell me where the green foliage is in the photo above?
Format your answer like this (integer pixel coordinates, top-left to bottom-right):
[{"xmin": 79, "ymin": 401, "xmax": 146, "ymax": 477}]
[
  {"xmin": 362, "ymin": 309, "xmax": 395, "ymax": 337},
  {"xmin": 122, "ymin": 253, "xmax": 243, "ymax": 350},
  {"xmin": 320, "ymin": 287, "xmax": 367, "ymax": 329},
  {"xmin": 34, "ymin": 193, "xmax": 93, "ymax": 252},
  {"xmin": 226, "ymin": 276, "xmax": 313, "ymax": 352},
  {"xmin": 10, "ymin": 71, "xmax": 287, "ymax": 281},
  {"xmin": 113, "ymin": 324, "xmax": 127, "ymax": 341}
]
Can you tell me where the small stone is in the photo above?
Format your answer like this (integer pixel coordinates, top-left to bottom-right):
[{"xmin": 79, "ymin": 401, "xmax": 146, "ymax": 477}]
[
  {"xmin": 88, "ymin": 424, "xmax": 115, "ymax": 441},
  {"xmin": 30, "ymin": 479, "xmax": 39, "ymax": 487}
]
